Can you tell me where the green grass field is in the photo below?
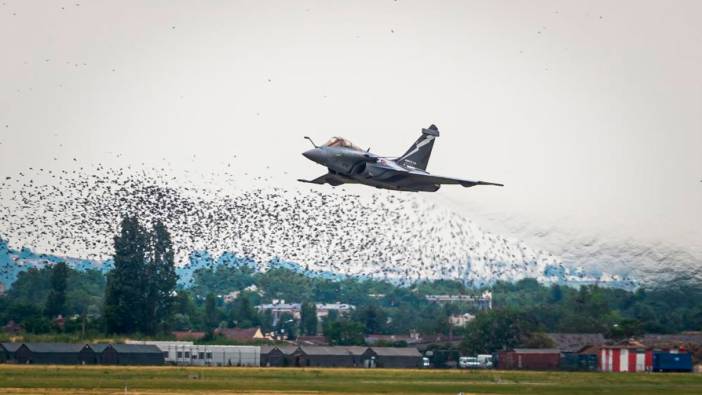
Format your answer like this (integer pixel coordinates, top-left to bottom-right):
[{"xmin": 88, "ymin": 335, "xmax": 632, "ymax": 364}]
[{"xmin": 0, "ymin": 365, "xmax": 700, "ymax": 394}]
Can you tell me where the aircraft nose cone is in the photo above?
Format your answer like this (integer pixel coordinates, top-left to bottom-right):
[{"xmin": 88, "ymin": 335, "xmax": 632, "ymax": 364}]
[{"xmin": 303, "ymin": 148, "xmax": 324, "ymax": 163}]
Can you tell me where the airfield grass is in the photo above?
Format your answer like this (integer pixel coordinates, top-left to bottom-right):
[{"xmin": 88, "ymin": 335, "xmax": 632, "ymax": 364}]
[{"xmin": 0, "ymin": 365, "xmax": 701, "ymax": 395}]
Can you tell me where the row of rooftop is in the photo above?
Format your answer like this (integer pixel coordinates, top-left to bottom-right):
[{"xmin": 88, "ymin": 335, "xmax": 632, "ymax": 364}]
[
  {"xmin": 0, "ymin": 342, "xmax": 424, "ymax": 368},
  {"xmin": 2, "ymin": 338, "xmax": 697, "ymax": 372},
  {"xmin": 0, "ymin": 342, "xmax": 164, "ymax": 365}
]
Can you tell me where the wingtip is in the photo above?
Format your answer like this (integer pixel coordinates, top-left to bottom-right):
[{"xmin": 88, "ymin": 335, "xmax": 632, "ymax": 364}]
[{"xmin": 479, "ymin": 181, "xmax": 504, "ymax": 187}]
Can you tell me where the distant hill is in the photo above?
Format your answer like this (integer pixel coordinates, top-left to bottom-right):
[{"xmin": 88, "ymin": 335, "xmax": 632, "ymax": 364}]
[
  {"xmin": 0, "ymin": 238, "xmax": 113, "ymax": 289},
  {"xmin": 0, "ymin": 236, "xmax": 635, "ymax": 291}
]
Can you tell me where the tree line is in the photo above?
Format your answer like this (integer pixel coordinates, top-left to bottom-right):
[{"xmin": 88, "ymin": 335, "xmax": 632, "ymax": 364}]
[{"xmin": 1, "ymin": 215, "xmax": 702, "ymax": 347}]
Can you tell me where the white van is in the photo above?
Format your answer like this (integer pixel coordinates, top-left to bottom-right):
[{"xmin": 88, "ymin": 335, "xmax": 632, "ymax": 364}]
[
  {"xmin": 477, "ymin": 354, "xmax": 494, "ymax": 368},
  {"xmin": 459, "ymin": 356, "xmax": 480, "ymax": 368}
]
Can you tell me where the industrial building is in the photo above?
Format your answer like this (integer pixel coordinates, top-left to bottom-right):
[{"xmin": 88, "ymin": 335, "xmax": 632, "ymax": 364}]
[
  {"xmin": 261, "ymin": 345, "xmax": 299, "ymax": 367},
  {"xmin": 0, "ymin": 343, "xmax": 164, "ymax": 365},
  {"xmin": 290, "ymin": 346, "xmax": 357, "ymax": 367},
  {"xmin": 346, "ymin": 346, "xmax": 369, "ymax": 367},
  {"xmin": 87, "ymin": 344, "xmax": 165, "ymax": 365},
  {"xmin": 14, "ymin": 343, "xmax": 93, "ymax": 365},
  {"xmin": 497, "ymin": 349, "xmax": 561, "ymax": 370},
  {"xmin": 1, "ymin": 343, "xmax": 21, "ymax": 363},
  {"xmin": 259, "ymin": 346, "xmax": 423, "ymax": 368},
  {"xmin": 140, "ymin": 342, "xmax": 257, "ymax": 366},
  {"xmin": 1, "ymin": 342, "xmax": 21, "ymax": 362},
  {"xmin": 110, "ymin": 344, "xmax": 165, "ymax": 365},
  {"xmin": 4, "ymin": 339, "xmax": 693, "ymax": 372},
  {"xmin": 89, "ymin": 344, "xmax": 114, "ymax": 364},
  {"xmin": 361, "ymin": 347, "xmax": 423, "ymax": 368},
  {"xmin": 125, "ymin": 340, "xmax": 194, "ymax": 349},
  {"xmin": 599, "ymin": 339, "xmax": 695, "ymax": 373},
  {"xmin": 1, "ymin": 342, "xmax": 423, "ymax": 369},
  {"xmin": 140, "ymin": 342, "xmax": 260, "ymax": 366},
  {"xmin": 0, "ymin": 343, "xmax": 9, "ymax": 363},
  {"xmin": 599, "ymin": 340, "xmax": 653, "ymax": 372}
]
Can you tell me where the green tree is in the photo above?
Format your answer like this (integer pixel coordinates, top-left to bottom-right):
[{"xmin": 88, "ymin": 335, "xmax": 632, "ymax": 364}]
[
  {"xmin": 145, "ymin": 221, "xmax": 177, "ymax": 334},
  {"xmin": 168, "ymin": 291, "xmax": 195, "ymax": 330},
  {"xmin": 7, "ymin": 266, "xmax": 105, "ymax": 319},
  {"xmin": 609, "ymin": 318, "xmax": 644, "ymax": 340},
  {"xmin": 323, "ymin": 320, "xmax": 365, "ymax": 345},
  {"xmin": 174, "ymin": 290, "xmax": 196, "ymax": 317},
  {"xmin": 9, "ymin": 268, "xmax": 51, "ymax": 306},
  {"xmin": 354, "ymin": 304, "xmax": 386, "ymax": 334},
  {"xmin": 256, "ymin": 268, "xmax": 312, "ymax": 301},
  {"xmin": 460, "ymin": 309, "xmax": 539, "ymax": 354},
  {"xmin": 231, "ymin": 293, "xmax": 259, "ymax": 328},
  {"xmin": 300, "ymin": 302, "xmax": 318, "ymax": 335},
  {"xmin": 204, "ymin": 293, "xmax": 219, "ymax": 331},
  {"xmin": 23, "ymin": 315, "xmax": 53, "ymax": 333},
  {"xmin": 520, "ymin": 332, "xmax": 556, "ymax": 348},
  {"xmin": 44, "ymin": 261, "xmax": 68, "ymax": 319},
  {"xmin": 104, "ymin": 215, "xmax": 149, "ymax": 334}
]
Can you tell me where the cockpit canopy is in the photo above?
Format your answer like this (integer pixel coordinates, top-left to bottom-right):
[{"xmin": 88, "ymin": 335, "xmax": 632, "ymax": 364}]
[{"xmin": 322, "ymin": 136, "xmax": 363, "ymax": 151}]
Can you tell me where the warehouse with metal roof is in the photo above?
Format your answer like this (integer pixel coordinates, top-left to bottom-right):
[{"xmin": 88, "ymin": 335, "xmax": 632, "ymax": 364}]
[
  {"xmin": 362, "ymin": 347, "xmax": 423, "ymax": 368},
  {"xmin": 14, "ymin": 343, "xmax": 94, "ymax": 365}
]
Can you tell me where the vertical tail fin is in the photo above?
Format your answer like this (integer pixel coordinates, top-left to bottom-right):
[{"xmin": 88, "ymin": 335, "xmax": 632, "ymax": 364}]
[{"xmin": 397, "ymin": 124, "xmax": 439, "ymax": 170}]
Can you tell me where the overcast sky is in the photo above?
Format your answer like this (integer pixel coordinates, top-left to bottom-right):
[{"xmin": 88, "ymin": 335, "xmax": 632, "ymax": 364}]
[{"xmin": 1, "ymin": 1, "xmax": 700, "ymax": 268}]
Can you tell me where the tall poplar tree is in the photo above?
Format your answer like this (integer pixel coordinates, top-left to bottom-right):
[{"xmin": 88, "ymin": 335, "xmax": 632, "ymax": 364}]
[
  {"xmin": 145, "ymin": 220, "xmax": 177, "ymax": 334},
  {"xmin": 104, "ymin": 216, "xmax": 149, "ymax": 334}
]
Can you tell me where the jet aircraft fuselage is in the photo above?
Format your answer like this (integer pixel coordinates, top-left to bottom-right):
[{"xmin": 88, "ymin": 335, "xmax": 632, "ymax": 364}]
[{"xmin": 299, "ymin": 125, "xmax": 503, "ymax": 192}]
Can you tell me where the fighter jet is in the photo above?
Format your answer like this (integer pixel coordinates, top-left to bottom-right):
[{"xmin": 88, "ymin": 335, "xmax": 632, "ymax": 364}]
[{"xmin": 299, "ymin": 124, "xmax": 503, "ymax": 192}]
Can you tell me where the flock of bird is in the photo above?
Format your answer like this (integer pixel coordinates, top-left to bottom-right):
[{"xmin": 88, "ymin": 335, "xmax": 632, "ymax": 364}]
[{"xmin": 0, "ymin": 164, "xmax": 618, "ymax": 286}]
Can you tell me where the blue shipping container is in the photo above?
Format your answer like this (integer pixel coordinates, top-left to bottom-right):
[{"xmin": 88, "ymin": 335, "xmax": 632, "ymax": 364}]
[{"xmin": 652, "ymin": 352, "xmax": 692, "ymax": 372}]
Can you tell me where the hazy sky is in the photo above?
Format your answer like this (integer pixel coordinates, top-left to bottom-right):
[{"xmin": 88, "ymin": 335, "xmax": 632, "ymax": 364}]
[{"xmin": 1, "ymin": 1, "xmax": 701, "ymax": 269}]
